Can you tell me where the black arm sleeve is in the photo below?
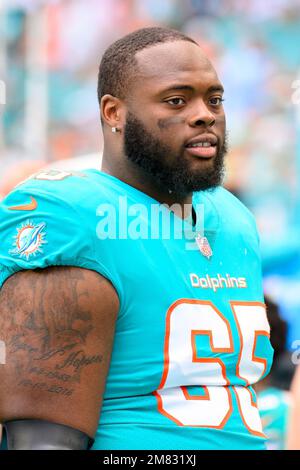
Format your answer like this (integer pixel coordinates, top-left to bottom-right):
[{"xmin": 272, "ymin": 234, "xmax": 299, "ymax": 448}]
[{"xmin": 4, "ymin": 420, "xmax": 94, "ymax": 450}]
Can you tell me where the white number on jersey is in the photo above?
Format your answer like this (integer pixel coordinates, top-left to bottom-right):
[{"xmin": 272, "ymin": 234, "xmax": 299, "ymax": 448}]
[{"xmin": 154, "ymin": 299, "xmax": 270, "ymax": 436}]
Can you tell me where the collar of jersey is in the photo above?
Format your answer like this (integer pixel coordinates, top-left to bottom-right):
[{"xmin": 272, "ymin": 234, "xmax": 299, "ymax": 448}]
[{"xmin": 86, "ymin": 169, "xmax": 202, "ymax": 231}]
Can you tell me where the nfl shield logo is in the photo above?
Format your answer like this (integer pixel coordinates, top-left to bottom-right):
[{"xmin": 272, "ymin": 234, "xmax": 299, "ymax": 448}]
[{"xmin": 195, "ymin": 235, "xmax": 213, "ymax": 259}]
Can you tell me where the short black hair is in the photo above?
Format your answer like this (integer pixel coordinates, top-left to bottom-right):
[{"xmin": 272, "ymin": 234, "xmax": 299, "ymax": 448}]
[{"xmin": 97, "ymin": 26, "xmax": 198, "ymax": 105}]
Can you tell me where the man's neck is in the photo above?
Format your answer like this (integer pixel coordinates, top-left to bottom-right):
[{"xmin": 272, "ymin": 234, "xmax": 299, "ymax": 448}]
[{"xmin": 101, "ymin": 159, "xmax": 193, "ymax": 219}]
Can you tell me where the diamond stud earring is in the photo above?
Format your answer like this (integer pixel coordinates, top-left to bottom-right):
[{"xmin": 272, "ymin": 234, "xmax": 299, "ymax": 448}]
[{"xmin": 112, "ymin": 127, "xmax": 121, "ymax": 133}]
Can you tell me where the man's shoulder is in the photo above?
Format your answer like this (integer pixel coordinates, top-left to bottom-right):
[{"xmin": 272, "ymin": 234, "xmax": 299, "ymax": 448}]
[
  {"xmin": 198, "ymin": 186, "xmax": 257, "ymax": 224},
  {"xmin": 1, "ymin": 169, "xmax": 116, "ymax": 214},
  {"xmin": 193, "ymin": 186, "xmax": 259, "ymax": 244}
]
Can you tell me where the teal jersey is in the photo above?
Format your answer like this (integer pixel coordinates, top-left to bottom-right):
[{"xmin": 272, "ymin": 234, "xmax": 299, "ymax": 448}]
[
  {"xmin": 257, "ymin": 387, "xmax": 291, "ymax": 450},
  {"xmin": 0, "ymin": 169, "xmax": 273, "ymax": 450}
]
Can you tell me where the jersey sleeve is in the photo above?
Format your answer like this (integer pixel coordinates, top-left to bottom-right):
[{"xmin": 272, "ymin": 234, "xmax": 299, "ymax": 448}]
[{"xmin": 0, "ymin": 184, "xmax": 104, "ymax": 289}]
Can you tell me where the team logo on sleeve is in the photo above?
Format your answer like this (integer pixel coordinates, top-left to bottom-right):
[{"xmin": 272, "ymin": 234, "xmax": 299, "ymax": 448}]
[{"xmin": 10, "ymin": 221, "xmax": 47, "ymax": 259}]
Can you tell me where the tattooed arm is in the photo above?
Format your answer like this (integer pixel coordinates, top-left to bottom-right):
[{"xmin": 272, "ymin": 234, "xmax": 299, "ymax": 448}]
[{"xmin": 0, "ymin": 266, "xmax": 119, "ymax": 445}]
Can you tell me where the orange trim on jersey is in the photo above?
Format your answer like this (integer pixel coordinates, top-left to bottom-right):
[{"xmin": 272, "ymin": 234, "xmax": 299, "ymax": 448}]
[
  {"xmin": 181, "ymin": 385, "xmax": 233, "ymax": 429},
  {"xmin": 191, "ymin": 329, "xmax": 233, "ymax": 354},
  {"xmin": 181, "ymin": 385, "xmax": 210, "ymax": 401},
  {"xmin": 233, "ymin": 386, "xmax": 266, "ymax": 438},
  {"xmin": 230, "ymin": 301, "xmax": 268, "ymax": 387},
  {"xmin": 154, "ymin": 299, "xmax": 270, "ymax": 431},
  {"xmin": 252, "ymin": 330, "xmax": 270, "ymax": 381},
  {"xmin": 154, "ymin": 298, "xmax": 234, "ymax": 429},
  {"xmin": 154, "ymin": 387, "xmax": 233, "ymax": 429},
  {"xmin": 191, "ymin": 329, "xmax": 233, "ymax": 386},
  {"xmin": 153, "ymin": 391, "xmax": 183, "ymax": 426},
  {"xmin": 158, "ymin": 299, "xmax": 234, "ymax": 390}
]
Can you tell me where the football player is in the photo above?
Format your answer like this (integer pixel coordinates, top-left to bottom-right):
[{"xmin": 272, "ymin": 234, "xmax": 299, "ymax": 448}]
[{"xmin": 0, "ymin": 27, "xmax": 273, "ymax": 450}]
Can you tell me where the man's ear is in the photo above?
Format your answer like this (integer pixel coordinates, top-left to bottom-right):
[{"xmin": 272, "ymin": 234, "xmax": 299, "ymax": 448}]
[{"xmin": 101, "ymin": 94, "xmax": 125, "ymax": 130}]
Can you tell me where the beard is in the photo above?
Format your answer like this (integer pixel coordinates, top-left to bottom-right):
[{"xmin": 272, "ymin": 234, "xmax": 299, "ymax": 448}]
[{"xmin": 124, "ymin": 111, "xmax": 227, "ymax": 197}]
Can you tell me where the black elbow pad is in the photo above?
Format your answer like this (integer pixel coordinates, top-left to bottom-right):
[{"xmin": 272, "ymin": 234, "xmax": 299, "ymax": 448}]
[{"xmin": 4, "ymin": 419, "xmax": 94, "ymax": 450}]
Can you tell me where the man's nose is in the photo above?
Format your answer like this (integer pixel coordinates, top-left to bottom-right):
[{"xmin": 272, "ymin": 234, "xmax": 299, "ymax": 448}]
[{"xmin": 188, "ymin": 101, "xmax": 216, "ymax": 128}]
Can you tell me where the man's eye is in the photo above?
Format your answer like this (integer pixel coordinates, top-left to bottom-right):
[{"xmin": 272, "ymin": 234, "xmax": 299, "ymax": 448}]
[
  {"xmin": 165, "ymin": 97, "xmax": 185, "ymax": 106},
  {"xmin": 209, "ymin": 96, "xmax": 224, "ymax": 106}
]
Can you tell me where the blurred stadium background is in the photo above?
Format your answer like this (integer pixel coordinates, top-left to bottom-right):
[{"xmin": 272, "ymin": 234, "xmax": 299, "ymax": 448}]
[{"xmin": 0, "ymin": 0, "xmax": 300, "ymax": 448}]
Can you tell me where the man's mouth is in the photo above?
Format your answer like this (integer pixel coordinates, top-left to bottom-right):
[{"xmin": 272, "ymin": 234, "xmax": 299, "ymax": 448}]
[{"xmin": 185, "ymin": 135, "xmax": 217, "ymax": 159}]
